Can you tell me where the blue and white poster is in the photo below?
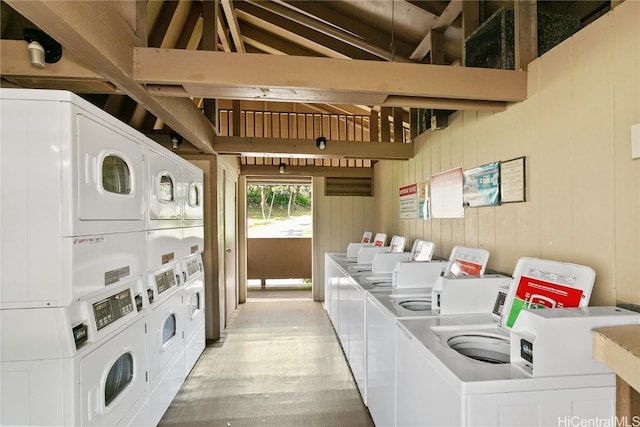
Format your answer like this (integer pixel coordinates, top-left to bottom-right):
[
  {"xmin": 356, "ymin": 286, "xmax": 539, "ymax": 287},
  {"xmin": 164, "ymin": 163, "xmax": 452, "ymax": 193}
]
[{"xmin": 462, "ymin": 162, "xmax": 500, "ymax": 207}]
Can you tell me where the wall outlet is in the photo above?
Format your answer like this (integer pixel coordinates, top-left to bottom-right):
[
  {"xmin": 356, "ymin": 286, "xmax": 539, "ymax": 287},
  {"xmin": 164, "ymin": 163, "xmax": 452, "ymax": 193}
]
[{"xmin": 632, "ymin": 123, "xmax": 640, "ymax": 160}]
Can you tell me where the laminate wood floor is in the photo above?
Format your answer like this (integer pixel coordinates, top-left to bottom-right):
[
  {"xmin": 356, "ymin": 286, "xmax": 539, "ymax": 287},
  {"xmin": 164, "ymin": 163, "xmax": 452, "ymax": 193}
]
[{"xmin": 158, "ymin": 291, "xmax": 374, "ymax": 427}]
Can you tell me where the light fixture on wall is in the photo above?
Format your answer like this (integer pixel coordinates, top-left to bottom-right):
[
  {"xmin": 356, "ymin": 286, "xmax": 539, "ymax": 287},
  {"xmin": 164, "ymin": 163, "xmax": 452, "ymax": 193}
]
[
  {"xmin": 23, "ymin": 28, "xmax": 62, "ymax": 69},
  {"xmin": 316, "ymin": 136, "xmax": 327, "ymax": 150},
  {"xmin": 279, "ymin": 163, "xmax": 286, "ymax": 174},
  {"xmin": 170, "ymin": 132, "xmax": 183, "ymax": 150}
]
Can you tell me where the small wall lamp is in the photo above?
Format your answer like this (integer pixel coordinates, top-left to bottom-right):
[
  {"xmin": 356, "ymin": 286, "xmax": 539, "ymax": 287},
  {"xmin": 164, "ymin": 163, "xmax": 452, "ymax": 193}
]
[
  {"xmin": 316, "ymin": 136, "xmax": 327, "ymax": 150},
  {"xmin": 23, "ymin": 28, "xmax": 62, "ymax": 69},
  {"xmin": 279, "ymin": 163, "xmax": 286, "ymax": 174},
  {"xmin": 170, "ymin": 132, "xmax": 183, "ymax": 150}
]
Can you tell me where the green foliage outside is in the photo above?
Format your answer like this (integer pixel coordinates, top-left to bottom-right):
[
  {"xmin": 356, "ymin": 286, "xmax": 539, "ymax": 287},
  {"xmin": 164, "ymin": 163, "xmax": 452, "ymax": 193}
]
[{"xmin": 247, "ymin": 184, "xmax": 312, "ymax": 227}]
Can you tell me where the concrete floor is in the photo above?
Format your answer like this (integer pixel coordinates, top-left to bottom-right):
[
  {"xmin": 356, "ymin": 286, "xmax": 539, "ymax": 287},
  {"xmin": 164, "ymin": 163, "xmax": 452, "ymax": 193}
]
[{"xmin": 158, "ymin": 290, "xmax": 374, "ymax": 427}]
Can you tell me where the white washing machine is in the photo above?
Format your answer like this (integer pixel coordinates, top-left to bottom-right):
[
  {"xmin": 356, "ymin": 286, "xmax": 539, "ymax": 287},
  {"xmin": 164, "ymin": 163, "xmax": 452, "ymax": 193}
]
[
  {"xmin": 0, "ymin": 89, "xmax": 146, "ymax": 237},
  {"xmin": 2, "ymin": 230, "xmax": 146, "ymax": 309},
  {"xmin": 182, "ymin": 161, "xmax": 204, "ymax": 228},
  {"xmin": 365, "ymin": 288, "xmax": 434, "ymax": 427},
  {"xmin": 365, "ymin": 270, "xmax": 510, "ymax": 427},
  {"xmin": 182, "ymin": 252, "xmax": 206, "ymax": 376},
  {"xmin": 394, "ymin": 258, "xmax": 608, "ymax": 427},
  {"xmin": 146, "ymin": 142, "xmax": 183, "ymax": 230},
  {"xmin": 148, "ymin": 288, "xmax": 186, "ymax": 427},
  {"xmin": 1, "ymin": 279, "xmax": 150, "ymax": 427},
  {"xmin": 395, "ymin": 307, "xmax": 640, "ymax": 427}
]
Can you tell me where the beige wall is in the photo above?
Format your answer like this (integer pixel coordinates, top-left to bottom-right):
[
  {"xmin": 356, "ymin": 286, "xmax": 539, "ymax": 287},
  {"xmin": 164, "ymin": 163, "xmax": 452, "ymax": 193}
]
[
  {"xmin": 375, "ymin": 2, "xmax": 640, "ymax": 307},
  {"xmin": 313, "ymin": 177, "xmax": 376, "ymax": 301}
]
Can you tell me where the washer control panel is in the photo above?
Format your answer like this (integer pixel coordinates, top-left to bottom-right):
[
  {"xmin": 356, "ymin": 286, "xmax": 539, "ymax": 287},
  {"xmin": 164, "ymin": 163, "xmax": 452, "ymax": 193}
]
[
  {"xmin": 155, "ymin": 269, "xmax": 177, "ymax": 294},
  {"xmin": 92, "ymin": 289, "xmax": 135, "ymax": 330}
]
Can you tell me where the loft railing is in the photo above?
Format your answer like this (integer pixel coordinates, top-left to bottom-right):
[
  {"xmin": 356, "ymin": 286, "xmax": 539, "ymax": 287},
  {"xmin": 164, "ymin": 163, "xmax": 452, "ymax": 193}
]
[{"xmin": 218, "ymin": 110, "xmax": 411, "ymax": 143}]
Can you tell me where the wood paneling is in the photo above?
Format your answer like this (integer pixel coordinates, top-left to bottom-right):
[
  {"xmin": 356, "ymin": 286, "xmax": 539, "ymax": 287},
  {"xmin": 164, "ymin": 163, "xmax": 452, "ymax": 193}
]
[
  {"xmin": 374, "ymin": 1, "xmax": 640, "ymax": 310},
  {"xmin": 247, "ymin": 238, "xmax": 311, "ymax": 281},
  {"xmin": 313, "ymin": 177, "xmax": 374, "ymax": 301}
]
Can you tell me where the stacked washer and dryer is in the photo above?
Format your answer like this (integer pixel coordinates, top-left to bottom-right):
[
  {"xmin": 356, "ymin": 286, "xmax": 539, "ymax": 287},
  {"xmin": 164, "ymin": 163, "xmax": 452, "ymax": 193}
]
[{"xmin": 0, "ymin": 89, "xmax": 205, "ymax": 427}]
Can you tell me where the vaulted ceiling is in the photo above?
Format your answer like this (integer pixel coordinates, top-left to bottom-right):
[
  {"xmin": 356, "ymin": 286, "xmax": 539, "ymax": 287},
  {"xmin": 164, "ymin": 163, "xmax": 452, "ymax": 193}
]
[{"xmin": 0, "ymin": 0, "xmax": 612, "ymax": 169}]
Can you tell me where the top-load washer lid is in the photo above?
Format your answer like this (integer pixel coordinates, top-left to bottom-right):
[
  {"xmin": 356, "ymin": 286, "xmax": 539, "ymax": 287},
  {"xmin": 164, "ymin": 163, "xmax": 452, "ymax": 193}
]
[
  {"xmin": 445, "ymin": 246, "xmax": 490, "ymax": 276},
  {"xmin": 410, "ymin": 239, "xmax": 435, "ymax": 262},
  {"xmin": 436, "ymin": 257, "xmax": 596, "ymax": 365}
]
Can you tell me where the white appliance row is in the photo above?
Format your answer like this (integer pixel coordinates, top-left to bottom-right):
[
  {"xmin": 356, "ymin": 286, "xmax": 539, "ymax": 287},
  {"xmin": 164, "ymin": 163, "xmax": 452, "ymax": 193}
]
[
  {"xmin": 0, "ymin": 252, "xmax": 205, "ymax": 427},
  {"xmin": 0, "ymin": 89, "xmax": 207, "ymax": 426},
  {"xmin": 0, "ymin": 88, "xmax": 204, "ymax": 310},
  {"xmin": 325, "ymin": 249, "xmax": 640, "ymax": 427}
]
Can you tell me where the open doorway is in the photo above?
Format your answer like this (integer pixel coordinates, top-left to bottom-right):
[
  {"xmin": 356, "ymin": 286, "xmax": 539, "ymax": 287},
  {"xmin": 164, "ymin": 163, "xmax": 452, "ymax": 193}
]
[{"xmin": 245, "ymin": 178, "xmax": 312, "ymax": 299}]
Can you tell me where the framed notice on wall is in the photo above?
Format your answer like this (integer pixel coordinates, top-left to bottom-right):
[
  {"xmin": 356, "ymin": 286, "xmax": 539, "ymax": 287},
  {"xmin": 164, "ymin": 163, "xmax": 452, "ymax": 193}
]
[
  {"xmin": 399, "ymin": 183, "xmax": 418, "ymax": 219},
  {"xmin": 500, "ymin": 156, "xmax": 526, "ymax": 203}
]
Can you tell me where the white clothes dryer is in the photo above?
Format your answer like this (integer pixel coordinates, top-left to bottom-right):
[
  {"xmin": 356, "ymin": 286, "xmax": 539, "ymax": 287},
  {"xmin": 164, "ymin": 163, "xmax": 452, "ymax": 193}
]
[
  {"xmin": 182, "ymin": 253, "xmax": 205, "ymax": 376},
  {"xmin": 146, "ymin": 142, "xmax": 183, "ymax": 230},
  {"xmin": 182, "ymin": 161, "xmax": 204, "ymax": 228},
  {"xmin": 147, "ymin": 229, "xmax": 188, "ymax": 306},
  {"xmin": 0, "ymin": 89, "xmax": 146, "ymax": 238},
  {"xmin": 1, "ymin": 280, "xmax": 149, "ymax": 427},
  {"xmin": 2, "ymin": 230, "xmax": 146, "ymax": 309},
  {"xmin": 148, "ymin": 289, "xmax": 186, "ymax": 426},
  {"xmin": 182, "ymin": 226, "xmax": 204, "ymax": 263}
]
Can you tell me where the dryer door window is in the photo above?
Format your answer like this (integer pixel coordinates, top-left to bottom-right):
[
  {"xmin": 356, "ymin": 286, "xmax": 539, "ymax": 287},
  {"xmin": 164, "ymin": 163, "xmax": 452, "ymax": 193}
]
[
  {"xmin": 162, "ymin": 313, "xmax": 177, "ymax": 347},
  {"xmin": 104, "ymin": 352, "xmax": 134, "ymax": 406},
  {"xmin": 159, "ymin": 174, "xmax": 175, "ymax": 202},
  {"xmin": 188, "ymin": 183, "xmax": 200, "ymax": 207},
  {"xmin": 190, "ymin": 292, "xmax": 201, "ymax": 318},
  {"xmin": 102, "ymin": 155, "xmax": 132, "ymax": 195}
]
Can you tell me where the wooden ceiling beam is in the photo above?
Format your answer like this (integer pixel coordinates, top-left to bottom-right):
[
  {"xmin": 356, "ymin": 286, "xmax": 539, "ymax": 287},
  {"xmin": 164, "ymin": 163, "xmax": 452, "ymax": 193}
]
[
  {"xmin": 213, "ymin": 136, "xmax": 413, "ymax": 160},
  {"xmin": 241, "ymin": 165, "xmax": 374, "ymax": 179},
  {"xmin": 134, "ymin": 48, "xmax": 527, "ymax": 105},
  {"xmin": 5, "ymin": 0, "xmax": 217, "ymax": 154},
  {"xmin": 1, "ymin": 39, "xmax": 103, "ymax": 80}
]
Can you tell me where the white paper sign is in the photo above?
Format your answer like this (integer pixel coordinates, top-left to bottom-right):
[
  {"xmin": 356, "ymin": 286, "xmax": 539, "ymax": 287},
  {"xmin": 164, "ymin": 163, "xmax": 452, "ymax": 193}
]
[{"xmin": 431, "ymin": 167, "xmax": 464, "ymax": 219}]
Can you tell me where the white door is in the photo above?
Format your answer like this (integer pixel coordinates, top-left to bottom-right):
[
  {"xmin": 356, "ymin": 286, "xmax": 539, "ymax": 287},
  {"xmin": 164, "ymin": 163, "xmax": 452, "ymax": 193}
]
[{"xmin": 223, "ymin": 170, "xmax": 237, "ymax": 327}]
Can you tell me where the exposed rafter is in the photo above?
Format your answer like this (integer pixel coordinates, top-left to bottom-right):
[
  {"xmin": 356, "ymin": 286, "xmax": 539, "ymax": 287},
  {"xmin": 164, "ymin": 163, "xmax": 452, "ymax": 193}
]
[
  {"xmin": 245, "ymin": 0, "xmax": 410, "ymax": 62},
  {"xmin": 410, "ymin": 0, "xmax": 463, "ymax": 62},
  {"xmin": 221, "ymin": 0, "xmax": 245, "ymax": 52},
  {"xmin": 4, "ymin": 0, "xmax": 217, "ymax": 153}
]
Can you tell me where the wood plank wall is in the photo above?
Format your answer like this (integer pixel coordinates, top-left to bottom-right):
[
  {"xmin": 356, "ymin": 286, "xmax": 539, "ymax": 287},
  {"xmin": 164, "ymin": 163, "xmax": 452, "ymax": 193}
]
[{"xmin": 312, "ymin": 177, "xmax": 375, "ymax": 301}]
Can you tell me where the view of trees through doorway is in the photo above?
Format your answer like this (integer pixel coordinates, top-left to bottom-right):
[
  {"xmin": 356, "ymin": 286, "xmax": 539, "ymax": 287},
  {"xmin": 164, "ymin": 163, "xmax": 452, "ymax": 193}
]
[{"xmin": 246, "ymin": 180, "xmax": 312, "ymax": 297}]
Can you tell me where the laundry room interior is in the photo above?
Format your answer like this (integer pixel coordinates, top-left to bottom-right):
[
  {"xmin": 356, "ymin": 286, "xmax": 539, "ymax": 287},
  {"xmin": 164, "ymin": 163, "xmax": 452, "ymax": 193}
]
[{"xmin": 1, "ymin": 1, "xmax": 639, "ymax": 426}]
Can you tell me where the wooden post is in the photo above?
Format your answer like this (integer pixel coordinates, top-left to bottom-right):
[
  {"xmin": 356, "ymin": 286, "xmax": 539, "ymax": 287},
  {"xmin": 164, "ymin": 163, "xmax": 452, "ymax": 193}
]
[
  {"xmin": 515, "ymin": 0, "xmax": 538, "ymax": 71},
  {"xmin": 380, "ymin": 107, "xmax": 392, "ymax": 142},
  {"xmin": 369, "ymin": 109, "xmax": 379, "ymax": 142},
  {"xmin": 462, "ymin": 0, "xmax": 480, "ymax": 66}
]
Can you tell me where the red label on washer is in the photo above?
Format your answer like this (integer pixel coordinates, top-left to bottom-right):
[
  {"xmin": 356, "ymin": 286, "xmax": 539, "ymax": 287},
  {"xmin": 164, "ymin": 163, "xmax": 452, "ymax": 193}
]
[
  {"xmin": 451, "ymin": 259, "xmax": 482, "ymax": 276},
  {"xmin": 506, "ymin": 275, "xmax": 584, "ymax": 327}
]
